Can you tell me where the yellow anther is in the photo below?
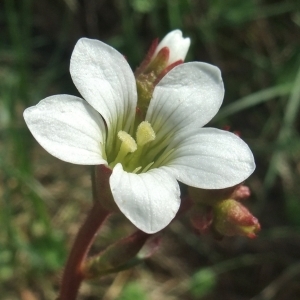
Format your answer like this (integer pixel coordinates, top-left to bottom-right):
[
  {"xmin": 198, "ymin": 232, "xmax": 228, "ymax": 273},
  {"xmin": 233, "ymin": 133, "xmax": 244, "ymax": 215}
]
[
  {"xmin": 110, "ymin": 131, "xmax": 137, "ymax": 168},
  {"xmin": 118, "ymin": 131, "xmax": 137, "ymax": 153},
  {"xmin": 136, "ymin": 121, "xmax": 156, "ymax": 147}
]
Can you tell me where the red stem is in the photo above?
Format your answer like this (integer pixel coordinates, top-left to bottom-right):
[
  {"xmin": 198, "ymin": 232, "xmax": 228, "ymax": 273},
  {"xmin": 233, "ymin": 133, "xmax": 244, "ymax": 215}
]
[{"xmin": 58, "ymin": 202, "xmax": 110, "ymax": 300}]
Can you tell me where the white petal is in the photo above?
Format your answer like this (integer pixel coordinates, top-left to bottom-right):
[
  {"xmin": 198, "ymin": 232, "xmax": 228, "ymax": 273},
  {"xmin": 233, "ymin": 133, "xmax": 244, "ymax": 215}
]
[
  {"xmin": 153, "ymin": 29, "xmax": 191, "ymax": 65},
  {"xmin": 162, "ymin": 128, "xmax": 255, "ymax": 189},
  {"xmin": 146, "ymin": 62, "xmax": 224, "ymax": 145},
  {"xmin": 24, "ymin": 95, "xmax": 107, "ymax": 165},
  {"xmin": 110, "ymin": 164, "xmax": 180, "ymax": 234},
  {"xmin": 70, "ymin": 38, "xmax": 137, "ymax": 137}
]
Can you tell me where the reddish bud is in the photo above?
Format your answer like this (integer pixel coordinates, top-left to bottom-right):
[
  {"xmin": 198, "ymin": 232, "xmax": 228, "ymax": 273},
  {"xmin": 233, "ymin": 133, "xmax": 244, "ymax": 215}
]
[{"xmin": 213, "ymin": 199, "xmax": 260, "ymax": 238}]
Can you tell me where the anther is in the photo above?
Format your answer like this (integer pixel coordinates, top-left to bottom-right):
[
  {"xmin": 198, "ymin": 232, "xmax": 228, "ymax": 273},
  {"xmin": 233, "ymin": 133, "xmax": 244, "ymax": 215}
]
[
  {"xmin": 136, "ymin": 121, "xmax": 156, "ymax": 147},
  {"xmin": 110, "ymin": 131, "xmax": 137, "ymax": 168},
  {"xmin": 118, "ymin": 131, "xmax": 137, "ymax": 153}
]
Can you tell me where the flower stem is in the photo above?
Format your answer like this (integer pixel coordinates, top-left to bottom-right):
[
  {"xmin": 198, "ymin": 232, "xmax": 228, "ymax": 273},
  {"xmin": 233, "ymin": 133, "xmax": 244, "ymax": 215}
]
[{"xmin": 57, "ymin": 202, "xmax": 110, "ymax": 300}]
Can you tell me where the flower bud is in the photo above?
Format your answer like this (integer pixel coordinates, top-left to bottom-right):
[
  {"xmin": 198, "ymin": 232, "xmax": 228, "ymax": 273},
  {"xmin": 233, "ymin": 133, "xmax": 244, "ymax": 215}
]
[
  {"xmin": 82, "ymin": 231, "xmax": 150, "ymax": 278},
  {"xmin": 213, "ymin": 199, "xmax": 260, "ymax": 238},
  {"xmin": 136, "ymin": 29, "xmax": 190, "ymax": 77},
  {"xmin": 151, "ymin": 29, "xmax": 190, "ymax": 66},
  {"xmin": 135, "ymin": 30, "xmax": 190, "ymax": 120}
]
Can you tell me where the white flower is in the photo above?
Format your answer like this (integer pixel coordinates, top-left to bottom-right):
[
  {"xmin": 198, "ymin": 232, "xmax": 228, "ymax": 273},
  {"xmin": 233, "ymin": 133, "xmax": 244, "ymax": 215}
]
[
  {"xmin": 23, "ymin": 37, "xmax": 255, "ymax": 234},
  {"xmin": 151, "ymin": 29, "xmax": 191, "ymax": 66}
]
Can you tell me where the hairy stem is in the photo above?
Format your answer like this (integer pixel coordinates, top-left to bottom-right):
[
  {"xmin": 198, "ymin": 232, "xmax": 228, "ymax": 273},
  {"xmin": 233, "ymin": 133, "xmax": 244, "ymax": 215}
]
[{"xmin": 57, "ymin": 202, "xmax": 110, "ymax": 300}]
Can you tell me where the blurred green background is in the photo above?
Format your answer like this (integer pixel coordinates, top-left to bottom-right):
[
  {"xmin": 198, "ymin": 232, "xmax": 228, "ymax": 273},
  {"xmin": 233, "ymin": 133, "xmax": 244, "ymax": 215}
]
[{"xmin": 1, "ymin": 0, "xmax": 300, "ymax": 299}]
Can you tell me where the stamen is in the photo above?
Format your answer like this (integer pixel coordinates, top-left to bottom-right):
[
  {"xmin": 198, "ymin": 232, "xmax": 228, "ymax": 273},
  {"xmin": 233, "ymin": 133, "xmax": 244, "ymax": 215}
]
[
  {"xmin": 151, "ymin": 148, "xmax": 175, "ymax": 169},
  {"xmin": 132, "ymin": 166, "xmax": 142, "ymax": 173},
  {"xmin": 141, "ymin": 162, "xmax": 154, "ymax": 173},
  {"xmin": 136, "ymin": 121, "xmax": 156, "ymax": 147},
  {"xmin": 118, "ymin": 131, "xmax": 137, "ymax": 153},
  {"xmin": 110, "ymin": 131, "xmax": 137, "ymax": 167}
]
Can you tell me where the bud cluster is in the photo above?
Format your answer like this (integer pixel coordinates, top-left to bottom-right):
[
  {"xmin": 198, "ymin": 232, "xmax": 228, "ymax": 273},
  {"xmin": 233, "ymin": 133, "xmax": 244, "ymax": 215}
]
[{"xmin": 189, "ymin": 184, "xmax": 260, "ymax": 239}]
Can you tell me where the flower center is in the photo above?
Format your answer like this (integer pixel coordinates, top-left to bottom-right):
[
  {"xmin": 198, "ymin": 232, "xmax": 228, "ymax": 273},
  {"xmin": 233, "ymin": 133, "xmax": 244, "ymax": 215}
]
[{"xmin": 109, "ymin": 121, "xmax": 156, "ymax": 173}]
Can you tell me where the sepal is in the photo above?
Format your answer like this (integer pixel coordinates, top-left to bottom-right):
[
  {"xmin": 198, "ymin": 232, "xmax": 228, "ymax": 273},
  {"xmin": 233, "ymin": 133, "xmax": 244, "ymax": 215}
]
[
  {"xmin": 188, "ymin": 186, "xmax": 237, "ymax": 206},
  {"xmin": 190, "ymin": 205, "xmax": 213, "ymax": 235},
  {"xmin": 82, "ymin": 231, "xmax": 151, "ymax": 279},
  {"xmin": 93, "ymin": 165, "xmax": 118, "ymax": 212}
]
